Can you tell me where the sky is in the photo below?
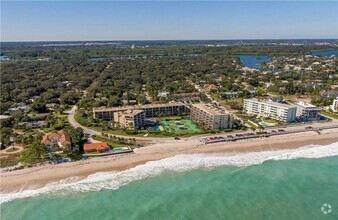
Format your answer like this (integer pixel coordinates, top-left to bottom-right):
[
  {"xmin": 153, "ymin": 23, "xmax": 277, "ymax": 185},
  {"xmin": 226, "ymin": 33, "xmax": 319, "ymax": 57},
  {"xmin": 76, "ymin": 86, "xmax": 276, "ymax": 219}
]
[{"xmin": 1, "ymin": 1, "xmax": 337, "ymax": 41}]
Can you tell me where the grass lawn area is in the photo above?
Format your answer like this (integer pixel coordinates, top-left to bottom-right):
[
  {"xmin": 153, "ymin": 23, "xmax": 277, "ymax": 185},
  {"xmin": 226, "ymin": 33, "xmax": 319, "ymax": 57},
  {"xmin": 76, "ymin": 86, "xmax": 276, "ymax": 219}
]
[
  {"xmin": 0, "ymin": 154, "xmax": 21, "ymax": 168},
  {"xmin": 246, "ymin": 120, "xmax": 258, "ymax": 128},
  {"xmin": 320, "ymin": 111, "xmax": 338, "ymax": 119},
  {"xmin": 74, "ymin": 112, "xmax": 91, "ymax": 126},
  {"xmin": 160, "ymin": 119, "xmax": 201, "ymax": 134},
  {"xmin": 92, "ymin": 136, "xmax": 131, "ymax": 148},
  {"xmin": 260, "ymin": 117, "xmax": 280, "ymax": 124}
]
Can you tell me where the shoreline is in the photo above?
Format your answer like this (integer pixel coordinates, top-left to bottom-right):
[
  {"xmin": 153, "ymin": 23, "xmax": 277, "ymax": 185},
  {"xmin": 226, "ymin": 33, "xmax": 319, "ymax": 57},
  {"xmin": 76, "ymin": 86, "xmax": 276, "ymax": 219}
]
[{"xmin": 1, "ymin": 129, "xmax": 337, "ymax": 193}]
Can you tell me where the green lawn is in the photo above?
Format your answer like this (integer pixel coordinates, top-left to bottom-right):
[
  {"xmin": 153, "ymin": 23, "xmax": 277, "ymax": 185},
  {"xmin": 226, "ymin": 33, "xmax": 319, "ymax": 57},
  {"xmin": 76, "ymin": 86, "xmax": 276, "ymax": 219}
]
[
  {"xmin": 246, "ymin": 120, "xmax": 258, "ymax": 128},
  {"xmin": 320, "ymin": 111, "xmax": 338, "ymax": 119},
  {"xmin": 92, "ymin": 135, "xmax": 131, "ymax": 148},
  {"xmin": 260, "ymin": 117, "xmax": 280, "ymax": 124}
]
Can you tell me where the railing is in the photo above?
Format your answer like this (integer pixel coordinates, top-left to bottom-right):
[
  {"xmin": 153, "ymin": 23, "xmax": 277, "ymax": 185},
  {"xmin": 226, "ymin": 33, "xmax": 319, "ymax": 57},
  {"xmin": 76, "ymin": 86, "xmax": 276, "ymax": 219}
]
[{"xmin": 202, "ymin": 125, "xmax": 338, "ymax": 144}]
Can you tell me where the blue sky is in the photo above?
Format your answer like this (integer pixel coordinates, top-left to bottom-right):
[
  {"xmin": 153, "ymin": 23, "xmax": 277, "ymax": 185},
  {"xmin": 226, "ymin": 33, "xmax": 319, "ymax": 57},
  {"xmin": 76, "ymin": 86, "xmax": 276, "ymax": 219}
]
[{"xmin": 1, "ymin": 1, "xmax": 337, "ymax": 41}]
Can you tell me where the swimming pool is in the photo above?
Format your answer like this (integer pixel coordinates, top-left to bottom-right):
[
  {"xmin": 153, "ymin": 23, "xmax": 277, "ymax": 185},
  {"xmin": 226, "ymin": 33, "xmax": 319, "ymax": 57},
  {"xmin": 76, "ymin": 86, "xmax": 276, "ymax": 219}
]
[
  {"xmin": 150, "ymin": 125, "xmax": 161, "ymax": 131},
  {"xmin": 259, "ymin": 121, "xmax": 273, "ymax": 127}
]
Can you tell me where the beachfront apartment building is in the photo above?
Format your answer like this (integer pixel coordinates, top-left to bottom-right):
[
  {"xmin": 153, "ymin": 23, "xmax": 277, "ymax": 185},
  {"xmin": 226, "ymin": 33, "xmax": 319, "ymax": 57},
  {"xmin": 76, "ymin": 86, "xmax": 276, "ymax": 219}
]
[
  {"xmin": 113, "ymin": 109, "xmax": 145, "ymax": 129},
  {"xmin": 294, "ymin": 101, "xmax": 321, "ymax": 121},
  {"xmin": 93, "ymin": 103, "xmax": 188, "ymax": 120},
  {"xmin": 190, "ymin": 103, "xmax": 233, "ymax": 129},
  {"xmin": 331, "ymin": 97, "xmax": 338, "ymax": 112},
  {"xmin": 243, "ymin": 98, "xmax": 297, "ymax": 122}
]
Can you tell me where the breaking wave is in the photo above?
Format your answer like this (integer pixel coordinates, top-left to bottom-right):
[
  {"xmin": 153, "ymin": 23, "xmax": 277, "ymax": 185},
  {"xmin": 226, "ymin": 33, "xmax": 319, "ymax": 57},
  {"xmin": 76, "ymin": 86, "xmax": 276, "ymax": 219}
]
[{"xmin": 1, "ymin": 142, "xmax": 337, "ymax": 204}]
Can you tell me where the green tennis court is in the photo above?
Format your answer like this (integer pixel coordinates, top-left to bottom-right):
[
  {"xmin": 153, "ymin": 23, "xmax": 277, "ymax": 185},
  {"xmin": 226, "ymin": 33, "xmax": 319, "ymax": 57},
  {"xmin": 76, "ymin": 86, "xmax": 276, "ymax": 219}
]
[{"xmin": 160, "ymin": 119, "xmax": 201, "ymax": 134}]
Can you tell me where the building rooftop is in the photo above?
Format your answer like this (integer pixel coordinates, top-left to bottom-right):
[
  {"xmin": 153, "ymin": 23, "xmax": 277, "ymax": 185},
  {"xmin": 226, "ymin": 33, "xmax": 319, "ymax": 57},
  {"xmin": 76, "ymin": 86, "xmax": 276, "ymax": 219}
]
[
  {"xmin": 245, "ymin": 98, "xmax": 295, "ymax": 109},
  {"xmin": 121, "ymin": 109, "xmax": 144, "ymax": 116},
  {"xmin": 192, "ymin": 103, "xmax": 230, "ymax": 116},
  {"xmin": 294, "ymin": 101, "xmax": 319, "ymax": 109},
  {"xmin": 93, "ymin": 102, "xmax": 185, "ymax": 112},
  {"xmin": 84, "ymin": 142, "xmax": 109, "ymax": 152},
  {"xmin": 41, "ymin": 130, "xmax": 71, "ymax": 145}
]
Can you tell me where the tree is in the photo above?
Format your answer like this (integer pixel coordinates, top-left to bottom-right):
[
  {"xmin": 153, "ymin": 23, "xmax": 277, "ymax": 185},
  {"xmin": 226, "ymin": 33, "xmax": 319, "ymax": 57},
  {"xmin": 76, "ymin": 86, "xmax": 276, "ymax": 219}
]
[
  {"xmin": 31, "ymin": 99, "xmax": 47, "ymax": 113},
  {"xmin": 67, "ymin": 127, "xmax": 86, "ymax": 152},
  {"xmin": 21, "ymin": 142, "xmax": 47, "ymax": 163},
  {"xmin": 60, "ymin": 92, "xmax": 79, "ymax": 105}
]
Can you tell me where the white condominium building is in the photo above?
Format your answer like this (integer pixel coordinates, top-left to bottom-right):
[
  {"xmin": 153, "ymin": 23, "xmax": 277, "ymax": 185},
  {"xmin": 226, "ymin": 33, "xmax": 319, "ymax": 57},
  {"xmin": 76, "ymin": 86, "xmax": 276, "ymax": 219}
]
[
  {"xmin": 331, "ymin": 97, "xmax": 338, "ymax": 112},
  {"xmin": 190, "ymin": 103, "xmax": 233, "ymax": 130},
  {"xmin": 243, "ymin": 98, "xmax": 297, "ymax": 122},
  {"xmin": 113, "ymin": 109, "xmax": 145, "ymax": 129},
  {"xmin": 294, "ymin": 101, "xmax": 320, "ymax": 121}
]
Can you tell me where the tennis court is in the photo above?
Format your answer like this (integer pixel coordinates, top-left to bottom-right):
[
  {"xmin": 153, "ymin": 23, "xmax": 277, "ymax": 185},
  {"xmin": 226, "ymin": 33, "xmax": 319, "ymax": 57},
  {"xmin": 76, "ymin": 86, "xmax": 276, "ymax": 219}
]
[{"xmin": 160, "ymin": 119, "xmax": 201, "ymax": 134}]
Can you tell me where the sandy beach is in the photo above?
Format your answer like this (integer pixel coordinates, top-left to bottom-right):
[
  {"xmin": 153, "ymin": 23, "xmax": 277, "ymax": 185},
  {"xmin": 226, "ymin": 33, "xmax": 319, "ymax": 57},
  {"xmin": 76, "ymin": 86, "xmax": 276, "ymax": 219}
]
[{"xmin": 1, "ymin": 129, "xmax": 337, "ymax": 193}]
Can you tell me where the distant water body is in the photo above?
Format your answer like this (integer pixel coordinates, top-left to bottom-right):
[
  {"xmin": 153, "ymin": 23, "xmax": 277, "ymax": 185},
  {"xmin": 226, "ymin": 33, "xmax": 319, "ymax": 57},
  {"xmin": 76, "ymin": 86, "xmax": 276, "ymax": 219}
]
[
  {"xmin": 1, "ymin": 142, "xmax": 338, "ymax": 220},
  {"xmin": 0, "ymin": 55, "xmax": 9, "ymax": 60},
  {"xmin": 311, "ymin": 50, "xmax": 338, "ymax": 56},
  {"xmin": 237, "ymin": 54, "xmax": 271, "ymax": 69}
]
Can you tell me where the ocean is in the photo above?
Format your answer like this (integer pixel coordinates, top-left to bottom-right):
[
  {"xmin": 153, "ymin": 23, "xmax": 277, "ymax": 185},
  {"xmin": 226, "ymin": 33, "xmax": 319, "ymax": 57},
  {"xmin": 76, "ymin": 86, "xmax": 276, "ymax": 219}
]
[{"xmin": 1, "ymin": 142, "xmax": 337, "ymax": 220}]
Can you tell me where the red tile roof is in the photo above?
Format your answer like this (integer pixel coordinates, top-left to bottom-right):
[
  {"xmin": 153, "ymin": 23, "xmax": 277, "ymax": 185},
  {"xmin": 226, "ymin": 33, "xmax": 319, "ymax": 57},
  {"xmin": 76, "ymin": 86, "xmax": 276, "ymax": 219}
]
[
  {"xmin": 84, "ymin": 142, "xmax": 109, "ymax": 152},
  {"xmin": 41, "ymin": 130, "xmax": 71, "ymax": 145}
]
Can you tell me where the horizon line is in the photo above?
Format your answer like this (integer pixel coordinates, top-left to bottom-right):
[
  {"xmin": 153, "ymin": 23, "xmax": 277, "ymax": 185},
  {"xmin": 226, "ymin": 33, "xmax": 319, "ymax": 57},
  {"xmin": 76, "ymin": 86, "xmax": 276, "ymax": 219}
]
[{"xmin": 1, "ymin": 38, "xmax": 338, "ymax": 43}]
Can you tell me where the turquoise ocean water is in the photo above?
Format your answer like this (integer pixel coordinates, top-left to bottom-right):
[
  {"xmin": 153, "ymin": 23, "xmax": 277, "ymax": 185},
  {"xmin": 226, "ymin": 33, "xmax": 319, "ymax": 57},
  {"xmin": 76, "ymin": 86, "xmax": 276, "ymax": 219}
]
[{"xmin": 1, "ymin": 143, "xmax": 337, "ymax": 220}]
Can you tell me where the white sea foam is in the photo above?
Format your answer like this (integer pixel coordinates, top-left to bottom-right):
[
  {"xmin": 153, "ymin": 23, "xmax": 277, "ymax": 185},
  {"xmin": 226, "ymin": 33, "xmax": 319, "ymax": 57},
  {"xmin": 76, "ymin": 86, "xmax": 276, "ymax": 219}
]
[{"xmin": 1, "ymin": 142, "xmax": 337, "ymax": 204}]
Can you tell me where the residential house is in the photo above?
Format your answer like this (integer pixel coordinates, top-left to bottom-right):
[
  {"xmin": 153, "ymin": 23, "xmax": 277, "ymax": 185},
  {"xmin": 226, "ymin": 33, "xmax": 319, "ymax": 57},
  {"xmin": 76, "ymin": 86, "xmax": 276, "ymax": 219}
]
[
  {"xmin": 83, "ymin": 142, "xmax": 109, "ymax": 153},
  {"xmin": 41, "ymin": 130, "xmax": 71, "ymax": 151}
]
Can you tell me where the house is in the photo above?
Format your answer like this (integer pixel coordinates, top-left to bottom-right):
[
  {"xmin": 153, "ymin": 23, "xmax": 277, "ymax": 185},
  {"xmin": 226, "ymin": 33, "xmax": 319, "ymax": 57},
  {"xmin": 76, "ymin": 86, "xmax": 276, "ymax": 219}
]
[
  {"xmin": 41, "ymin": 130, "xmax": 71, "ymax": 151},
  {"xmin": 83, "ymin": 142, "xmax": 109, "ymax": 153},
  {"xmin": 321, "ymin": 91, "xmax": 338, "ymax": 98},
  {"xmin": 19, "ymin": 120, "xmax": 48, "ymax": 129},
  {"xmin": 157, "ymin": 91, "xmax": 169, "ymax": 98},
  {"xmin": 173, "ymin": 92, "xmax": 200, "ymax": 102},
  {"xmin": 5, "ymin": 103, "xmax": 30, "ymax": 114}
]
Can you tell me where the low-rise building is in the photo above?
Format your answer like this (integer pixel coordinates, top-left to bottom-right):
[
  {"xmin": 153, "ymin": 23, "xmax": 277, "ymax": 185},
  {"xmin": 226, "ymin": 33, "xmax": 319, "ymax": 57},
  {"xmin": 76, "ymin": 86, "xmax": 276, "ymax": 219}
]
[
  {"xmin": 331, "ymin": 97, "xmax": 338, "ymax": 112},
  {"xmin": 84, "ymin": 142, "xmax": 109, "ymax": 153},
  {"xmin": 243, "ymin": 98, "xmax": 297, "ymax": 122},
  {"xmin": 114, "ymin": 109, "xmax": 145, "ymax": 129},
  {"xmin": 294, "ymin": 101, "xmax": 321, "ymax": 121},
  {"xmin": 190, "ymin": 103, "xmax": 233, "ymax": 130},
  {"xmin": 320, "ymin": 91, "xmax": 338, "ymax": 98},
  {"xmin": 41, "ymin": 130, "xmax": 71, "ymax": 151},
  {"xmin": 18, "ymin": 120, "xmax": 48, "ymax": 129},
  {"xmin": 173, "ymin": 92, "xmax": 200, "ymax": 102}
]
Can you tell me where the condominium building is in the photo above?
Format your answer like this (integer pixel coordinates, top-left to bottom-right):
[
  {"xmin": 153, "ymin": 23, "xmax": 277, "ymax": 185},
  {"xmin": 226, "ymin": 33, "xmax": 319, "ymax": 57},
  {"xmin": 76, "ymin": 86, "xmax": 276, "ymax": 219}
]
[
  {"xmin": 113, "ymin": 109, "xmax": 145, "ymax": 129},
  {"xmin": 243, "ymin": 98, "xmax": 297, "ymax": 122},
  {"xmin": 294, "ymin": 101, "xmax": 320, "ymax": 121},
  {"xmin": 331, "ymin": 97, "xmax": 338, "ymax": 112},
  {"xmin": 190, "ymin": 103, "xmax": 233, "ymax": 130},
  {"xmin": 93, "ymin": 102, "xmax": 188, "ymax": 120}
]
